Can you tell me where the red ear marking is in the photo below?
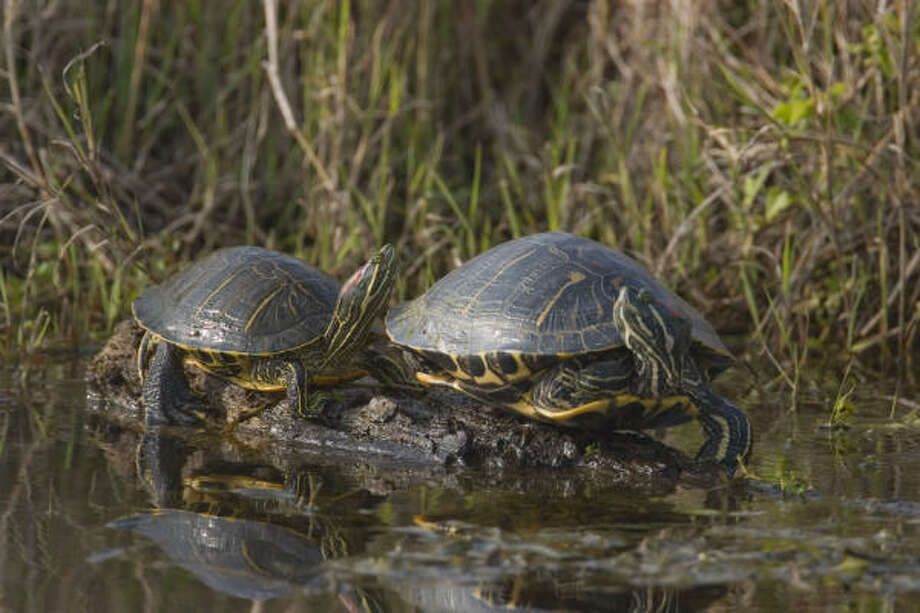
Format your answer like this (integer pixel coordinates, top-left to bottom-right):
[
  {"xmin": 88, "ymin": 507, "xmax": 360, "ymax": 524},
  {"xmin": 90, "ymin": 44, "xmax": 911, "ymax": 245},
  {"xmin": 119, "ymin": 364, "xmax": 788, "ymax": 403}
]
[{"xmin": 340, "ymin": 262, "xmax": 368, "ymax": 295}]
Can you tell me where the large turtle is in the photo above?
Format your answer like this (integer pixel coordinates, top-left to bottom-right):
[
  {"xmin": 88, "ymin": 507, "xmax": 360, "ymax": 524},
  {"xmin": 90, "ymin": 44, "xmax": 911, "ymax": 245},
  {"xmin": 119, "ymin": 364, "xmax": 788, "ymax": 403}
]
[
  {"xmin": 134, "ymin": 245, "xmax": 397, "ymax": 425},
  {"xmin": 385, "ymin": 232, "xmax": 751, "ymax": 473}
]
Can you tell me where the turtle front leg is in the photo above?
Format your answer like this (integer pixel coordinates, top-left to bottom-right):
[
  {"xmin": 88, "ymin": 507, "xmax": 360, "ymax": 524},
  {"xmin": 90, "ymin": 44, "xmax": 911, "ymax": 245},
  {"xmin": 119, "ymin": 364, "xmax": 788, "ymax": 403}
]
[
  {"xmin": 137, "ymin": 330, "xmax": 153, "ymax": 384},
  {"xmin": 277, "ymin": 359, "xmax": 307, "ymax": 415},
  {"xmin": 251, "ymin": 357, "xmax": 327, "ymax": 416},
  {"xmin": 693, "ymin": 390, "xmax": 753, "ymax": 475},
  {"xmin": 278, "ymin": 359, "xmax": 331, "ymax": 416},
  {"xmin": 142, "ymin": 341, "xmax": 203, "ymax": 426},
  {"xmin": 679, "ymin": 358, "xmax": 753, "ymax": 475}
]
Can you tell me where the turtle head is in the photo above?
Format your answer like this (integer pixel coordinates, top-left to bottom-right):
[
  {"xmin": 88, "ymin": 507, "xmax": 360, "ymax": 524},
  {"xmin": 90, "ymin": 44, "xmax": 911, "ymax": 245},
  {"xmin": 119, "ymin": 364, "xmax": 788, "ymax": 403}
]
[
  {"xmin": 613, "ymin": 285, "xmax": 691, "ymax": 395},
  {"xmin": 323, "ymin": 244, "xmax": 399, "ymax": 367}
]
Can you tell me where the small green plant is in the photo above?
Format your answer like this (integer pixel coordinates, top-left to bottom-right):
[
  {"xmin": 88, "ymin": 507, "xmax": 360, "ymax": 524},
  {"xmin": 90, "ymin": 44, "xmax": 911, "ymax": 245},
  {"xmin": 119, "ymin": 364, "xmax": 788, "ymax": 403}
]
[
  {"xmin": 776, "ymin": 468, "xmax": 812, "ymax": 498},
  {"xmin": 829, "ymin": 364, "xmax": 858, "ymax": 429}
]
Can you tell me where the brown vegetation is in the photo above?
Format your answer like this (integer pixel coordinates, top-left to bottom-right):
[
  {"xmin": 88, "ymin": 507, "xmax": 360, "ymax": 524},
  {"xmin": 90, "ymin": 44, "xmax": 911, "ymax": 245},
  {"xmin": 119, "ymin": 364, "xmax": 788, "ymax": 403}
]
[{"xmin": 1, "ymin": 1, "xmax": 917, "ymax": 381}]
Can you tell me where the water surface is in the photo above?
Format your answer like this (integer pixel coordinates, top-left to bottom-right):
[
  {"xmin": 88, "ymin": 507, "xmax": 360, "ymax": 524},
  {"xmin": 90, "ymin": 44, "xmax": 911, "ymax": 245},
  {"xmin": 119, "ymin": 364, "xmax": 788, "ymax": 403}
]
[{"xmin": 1, "ymin": 354, "xmax": 919, "ymax": 611}]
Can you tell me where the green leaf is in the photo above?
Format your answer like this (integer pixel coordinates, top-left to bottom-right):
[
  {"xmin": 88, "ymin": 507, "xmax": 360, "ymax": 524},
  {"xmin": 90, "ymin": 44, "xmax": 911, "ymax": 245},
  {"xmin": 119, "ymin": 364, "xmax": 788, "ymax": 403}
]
[
  {"xmin": 771, "ymin": 97, "xmax": 814, "ymax": 126},
  {"xmin": 742, "ymin": 167, "xmax": 771, "ymax": 210},
  {"xmin": 765, "ymin": 187, "xmax": 793, "ymax": 222}
]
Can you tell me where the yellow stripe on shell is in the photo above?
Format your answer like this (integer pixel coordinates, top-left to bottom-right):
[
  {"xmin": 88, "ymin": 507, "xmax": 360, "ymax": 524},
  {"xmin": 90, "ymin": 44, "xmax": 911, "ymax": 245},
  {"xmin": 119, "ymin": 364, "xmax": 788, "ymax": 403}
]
[
  {"xmin": 535, "ymin": 271, "xmax": 586, "ymax": 328},
  {"xmin": 245, "ymin": 285, "xmax": 284, "ymax": 332},
  {"xmin": 460, "ymin": 247, "xmax": 540, "ymax": 317},
  {"xmin": 194, "ymin": 269, "xmax": 239, "ymax": 318}
]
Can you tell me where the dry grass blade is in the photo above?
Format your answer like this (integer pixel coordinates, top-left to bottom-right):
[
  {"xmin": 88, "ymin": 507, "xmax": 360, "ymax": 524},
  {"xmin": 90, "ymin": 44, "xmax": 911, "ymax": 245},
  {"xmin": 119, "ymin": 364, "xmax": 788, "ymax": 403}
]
[{"xmin": 261, "ymin": 0, "xmax": 336, "ymax": 197}]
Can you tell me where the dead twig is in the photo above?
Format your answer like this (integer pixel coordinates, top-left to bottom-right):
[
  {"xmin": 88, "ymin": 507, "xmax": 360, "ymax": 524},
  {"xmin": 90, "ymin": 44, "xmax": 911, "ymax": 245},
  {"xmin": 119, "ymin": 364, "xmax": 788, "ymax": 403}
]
[{"xmin": 261, "ymin": 0, "xmax": 338, "ymax": 198}]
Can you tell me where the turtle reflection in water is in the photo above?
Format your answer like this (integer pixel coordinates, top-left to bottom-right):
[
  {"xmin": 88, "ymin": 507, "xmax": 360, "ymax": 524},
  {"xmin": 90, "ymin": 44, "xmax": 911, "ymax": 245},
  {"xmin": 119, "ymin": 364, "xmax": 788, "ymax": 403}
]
[
  {"xmin": 109, "ymin": 510, "xmax": 326, "ymax": 601},
  {"xmin": 133, "ymin": 245, "xmax": 398, "ymax": 425},
  {"xmin": 386, "ymin": 232, "xmax": 752, "ymax": 473},
  {"xmin": 117, "ymin": 432, "xmax": 377, "ymax": 607}
]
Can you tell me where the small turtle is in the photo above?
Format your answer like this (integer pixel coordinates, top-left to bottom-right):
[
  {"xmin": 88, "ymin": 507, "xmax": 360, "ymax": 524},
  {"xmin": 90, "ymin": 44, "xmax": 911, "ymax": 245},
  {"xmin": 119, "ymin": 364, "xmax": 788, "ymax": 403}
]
[
  {"xmin": 385, "ymin": 232, "xmax": 751, "ymax": 472},
  {"xmin": 134, "ymin": 245, "xmax": 397, "ymax": 425}
]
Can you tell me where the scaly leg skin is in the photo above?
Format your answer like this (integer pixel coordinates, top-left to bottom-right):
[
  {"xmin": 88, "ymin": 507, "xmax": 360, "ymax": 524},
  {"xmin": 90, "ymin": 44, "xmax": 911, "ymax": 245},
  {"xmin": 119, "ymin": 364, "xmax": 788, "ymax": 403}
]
[
  {"xmin": 281, "ymin": 359, "xmax": 332, "ymax": 416},
  {"xmin": 677, "ymin": 356, "xmax": 753, "ymax": 476},
  {"xmin": 357, "ymin": 345, "xmax": 422, "ymax": 391},
  {"xmin": 302, "ymin": 389, "xmax": 333, "ymax": 414},
  {"xmin": 528, "ymin": 355, "xmax": 632, "ymax": 411},
  {"xmin": 694, "ymin": 390, "xmax": 753, "ymax": 476},
  {"xmin": 137, "ymin": 330, "xmax": 153, "ymax": 384},
  {"xmin": 142, "ymin": 341, "xmax": 203, "ymax": 426},
  {"xmin": 536, "ymin": 360, "xmax": 750, "ymax": 476},
  {"xmin": 279, "ymin": 359, "xmax": 309, "ymax": 416},
  {"xmin": 249, "ymin": 357, "xmax": 329, "ymax": 417}
]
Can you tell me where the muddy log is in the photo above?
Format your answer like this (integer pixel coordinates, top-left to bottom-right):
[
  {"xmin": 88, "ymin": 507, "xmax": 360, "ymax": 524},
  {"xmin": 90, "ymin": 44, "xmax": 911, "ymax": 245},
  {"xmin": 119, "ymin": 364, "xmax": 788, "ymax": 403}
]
[{"xmin": 87, "ymin": 320, "xmax": 726, "ymax": 495}]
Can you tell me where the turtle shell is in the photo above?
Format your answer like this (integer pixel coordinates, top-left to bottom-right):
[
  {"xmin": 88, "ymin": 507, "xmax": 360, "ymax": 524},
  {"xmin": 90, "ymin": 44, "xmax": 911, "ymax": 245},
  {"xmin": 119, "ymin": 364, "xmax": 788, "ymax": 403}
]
[
  {"xmin": 109, "ymin": 510, "xmax": 324, "ymax": 601},
  {"xmin": 386, "ymin": 232, "xmax": 731, "ymax": 374},
  {"xmin": 133, "ymin": 247, "xmax": 339, "ymax": 355}
]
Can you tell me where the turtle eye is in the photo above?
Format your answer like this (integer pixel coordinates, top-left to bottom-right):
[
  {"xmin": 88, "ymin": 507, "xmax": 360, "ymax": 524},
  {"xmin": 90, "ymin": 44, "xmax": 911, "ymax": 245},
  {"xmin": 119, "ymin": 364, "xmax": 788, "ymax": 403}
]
[{"xmin": 638, "ymin": 288, "xmax": 653, "ymax": 303}]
